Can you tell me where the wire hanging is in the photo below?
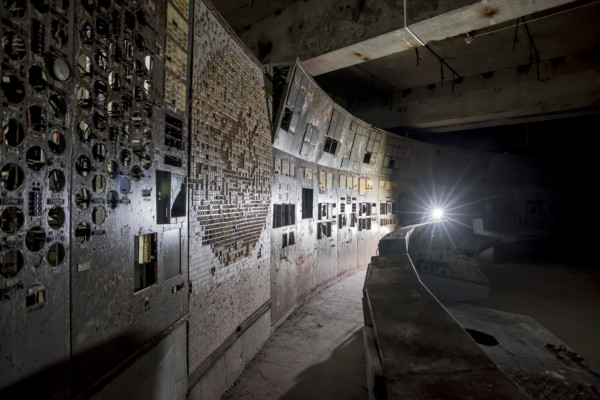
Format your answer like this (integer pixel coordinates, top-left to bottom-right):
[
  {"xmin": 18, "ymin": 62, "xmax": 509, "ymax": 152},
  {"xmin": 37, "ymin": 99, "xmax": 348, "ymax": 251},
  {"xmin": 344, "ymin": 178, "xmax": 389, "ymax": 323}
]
[
  {"xmin": 415, "ymin": 48, "xmax": 422, "ymax": 67},
  {"xmin": 440, "ymin": 61, "xmax": 445, "ymax": 85},
  {"xmin": 512, "ymin": 17, "xmax": 520, "ymax": 51}
]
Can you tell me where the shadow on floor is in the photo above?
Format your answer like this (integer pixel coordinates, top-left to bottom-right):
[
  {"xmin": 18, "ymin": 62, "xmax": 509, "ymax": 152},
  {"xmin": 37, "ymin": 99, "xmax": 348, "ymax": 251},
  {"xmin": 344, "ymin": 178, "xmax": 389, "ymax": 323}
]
[{"xmin": 279, "ymin": 330, "xmax": 368, "ymax": 400}]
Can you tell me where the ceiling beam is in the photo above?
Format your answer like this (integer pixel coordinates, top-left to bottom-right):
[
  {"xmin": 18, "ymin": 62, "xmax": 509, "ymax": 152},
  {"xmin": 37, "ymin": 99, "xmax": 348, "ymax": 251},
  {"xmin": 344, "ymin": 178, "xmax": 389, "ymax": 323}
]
[{"xmin": 302, "ymin": 0, "xmax": 580, "ymax": 76}]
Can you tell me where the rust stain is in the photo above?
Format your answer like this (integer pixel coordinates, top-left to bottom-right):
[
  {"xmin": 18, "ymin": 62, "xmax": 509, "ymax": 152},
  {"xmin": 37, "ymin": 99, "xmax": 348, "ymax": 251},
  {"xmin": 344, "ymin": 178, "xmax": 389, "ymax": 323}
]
[
  {"xmin": 481, "ymin": 7, "xmax": 498, "ymax": 19},
  {"xmin": 353, "ymin": 52, "xmax": 370, "ymax": 61}
]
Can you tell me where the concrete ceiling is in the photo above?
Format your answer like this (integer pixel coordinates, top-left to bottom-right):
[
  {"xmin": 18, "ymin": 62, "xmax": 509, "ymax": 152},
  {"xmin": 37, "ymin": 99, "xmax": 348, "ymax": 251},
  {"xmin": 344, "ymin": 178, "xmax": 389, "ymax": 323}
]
[
  {"xmin": 210, "ymin": 0, "xmax": 299, "ymax": 33},
  {"xmin": 210, "ymin": 0, "xmax": 600, "ymax": 144},
  {"xmin": 312, "ymin": 1, "xmax": 600, "ymax": 102}
]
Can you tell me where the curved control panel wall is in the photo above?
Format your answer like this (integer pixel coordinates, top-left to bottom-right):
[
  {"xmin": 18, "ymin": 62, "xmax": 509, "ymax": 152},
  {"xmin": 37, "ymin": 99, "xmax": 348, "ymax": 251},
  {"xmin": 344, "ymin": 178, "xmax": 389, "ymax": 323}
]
[{"xmin": 270, "ymin": 62, "xmax": 404, "ymax": 322}]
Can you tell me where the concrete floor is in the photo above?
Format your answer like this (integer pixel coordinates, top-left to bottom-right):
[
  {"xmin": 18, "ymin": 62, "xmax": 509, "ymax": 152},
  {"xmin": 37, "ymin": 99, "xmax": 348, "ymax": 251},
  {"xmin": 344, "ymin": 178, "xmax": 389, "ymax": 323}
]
[
  {"xmin": 222, "ymin": 267, "xmax": 369, "ymax": 400},
  {"xmin": 222, "ymin": 252, "xmax": 600, "ymax": 399},
  {"xmin": 465, "ymin": 252, "xmax": 600, "ymax": 369}
]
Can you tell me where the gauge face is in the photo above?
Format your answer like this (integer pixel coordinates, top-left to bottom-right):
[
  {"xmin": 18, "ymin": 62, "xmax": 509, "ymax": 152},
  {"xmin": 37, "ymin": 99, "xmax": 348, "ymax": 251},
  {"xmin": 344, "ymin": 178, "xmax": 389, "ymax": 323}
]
[
  {"xmin": 48, "ymin": 206, "xmax": 65, "ymax": 230},
  {"xmin": 1, "ymin": 163, "xmax": 25, "ymax": 190},
  {"xmin": 1, "ymin": 75, "xmax": 25, "ymax": 103},
  {"xmin": 47, "ymin": 169, "xmax": 66, "ymax": 192},
  {"xmin": 77, "ymin": 87, "xmax": 92, "ymax": 109},
  {"xmin": 75, "ymin": 188, "xmax": 91, "ymax": 210},
  {"xmin": 131, "ymin": 165, "xmax": 142, "ymax": 181},
  {"xmin": 26, "ymin": 146, "xmax": 47, "ymax": 171},
  {"xmin": 77, "ymin": 121, "xmax": 91, "ymax": 142},
  {"xmin": 93, "ymin": 143, "xmax": 107, "ymax": 162},
  {"xmin": 95, "ymin": 48, "xmax": 109, "ymax": 71},
  {"xmin": 92, "ymin": 175, "xmax": 106, "ymax": 194},
  {"xmin": 26, "ymin": 227, "xmax": 47, "ymax": 252},
  {"xmin": 51, "ymin": 57, "xmax": 72, "ymax": 81},
  {"xmin": 76, "ymin": 155, "xmax": 92, "ymax": 177},
  {"xmin": 119, "ymin": 177, "xmax": 131, "ymax": 194},
  {"xmin": 143, "ymin": 80, "xmax": 152, "ymax": 99},
  {"xmin": 92, "ymin": 206, "xmax": 106, "ymax": 225},
  {"xmin": 75, "ymin": 221, "xmax": 91, "ymax": 243},
  {"xmin": 95, "ymin": 80, "xmax": 107, "ymax": 103},
  {"xmin": 109, "ymin": 71, "xmax": 121, "ymax": 90},
  {"xmin": 108, "ymin": 101, "xmax": 120, "ymax": 118},
  {"xmin": 107, "ymin": 190, "xmax": 119, "ymax": 209},
  {"xmin": 28, "ymin": 106, "xmax": 46, "ymax": 131},
  {"xmin": 48, "ymin": 131, "xmax": 67, "ymax": 155},
  {"xmin": 0, "ymin": 250, "xmax": 24, "ymax": 278},
  {"xmin": 144, "ymin": 55, "xmax": 153, "ymax": 73},
  {"xmin": 93, "ymin": 111, "xmax": 107, "ymax": 131},
  {"xmin": 1, "ymin": 207, "xmax": 24, "ymax": 234},
  {"xmin": 110, "ymin": 42, "xmax": 122, "ymax": 63},
  {"xmin": 2, "ymin": 119, "xmax": 25, "ymax": 147},
  {"xmin": 107, "ymin": 160, "xmax": 119, "ymax": 179},
  {"xmin": 29, "ymin": 65, "xmax": 48, "ymax": 91},
  {"xmin": 49, "ymin": 94, "xmax": 67, "ymax": 118},
  {"xmin": 124, "ymin": 39, "xmax": 134, "ymax": 59},
  {"xmin": 121, "ymin": 149, "xmax": 131, "ymax": 167},
  {"xmin": 77, "ymin": 54, "xmax": 92, "ymax": 76},
  {"xmin": 48, "ymin": 243, "xmax": 66, "ymax": 267}
]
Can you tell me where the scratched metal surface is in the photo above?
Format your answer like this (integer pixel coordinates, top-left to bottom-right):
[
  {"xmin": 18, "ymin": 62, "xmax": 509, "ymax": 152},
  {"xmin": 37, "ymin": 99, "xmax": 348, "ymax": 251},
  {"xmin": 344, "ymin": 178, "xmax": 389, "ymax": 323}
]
[
  {"xmin": 1, "ymin": 0, "xmax": 190, "ymax": 396},
  {"xmin": 68, "ymin": 0, "xmax": 191, "ymax": 393},
  {"xmin": 1, "ymin": 0, "xmax": 75, "ymax": 394}
]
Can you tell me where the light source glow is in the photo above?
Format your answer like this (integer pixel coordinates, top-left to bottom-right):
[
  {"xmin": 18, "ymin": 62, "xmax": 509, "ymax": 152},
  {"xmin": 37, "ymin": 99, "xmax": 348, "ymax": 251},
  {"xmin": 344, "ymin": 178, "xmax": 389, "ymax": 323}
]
[{"xmin": 432, "ymin": 208, "xmax": 444, "ymax": 220}]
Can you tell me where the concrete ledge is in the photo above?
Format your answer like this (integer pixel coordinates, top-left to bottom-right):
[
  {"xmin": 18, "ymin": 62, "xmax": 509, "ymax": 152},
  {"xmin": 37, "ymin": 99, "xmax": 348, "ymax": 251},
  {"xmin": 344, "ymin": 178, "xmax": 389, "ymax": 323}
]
[
  {"xmin": 187, "ymin": 307, "xmax": 271, "ymax": 400},
  {"xmin": 363, "ymin": 233, "xmax": 527, "ymax": 399},
  {"xmin": 91, "ymin": 323, "xmax": 188, "ymax": 400}
]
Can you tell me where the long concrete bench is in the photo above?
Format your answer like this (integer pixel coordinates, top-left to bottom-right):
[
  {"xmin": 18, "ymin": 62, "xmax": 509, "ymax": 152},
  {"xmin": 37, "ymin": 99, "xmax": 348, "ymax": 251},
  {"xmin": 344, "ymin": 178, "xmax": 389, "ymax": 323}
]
[{"xmin": 362, "ymin": 227, "xmax": 528, "ymax": 399}]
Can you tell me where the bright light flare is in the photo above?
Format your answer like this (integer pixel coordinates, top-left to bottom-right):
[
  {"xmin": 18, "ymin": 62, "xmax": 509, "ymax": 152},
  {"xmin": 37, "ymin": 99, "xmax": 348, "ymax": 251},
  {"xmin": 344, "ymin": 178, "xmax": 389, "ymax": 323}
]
[{"xmin": 431, "ymin": 207, "xmax": 444, "ymax": 220}]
